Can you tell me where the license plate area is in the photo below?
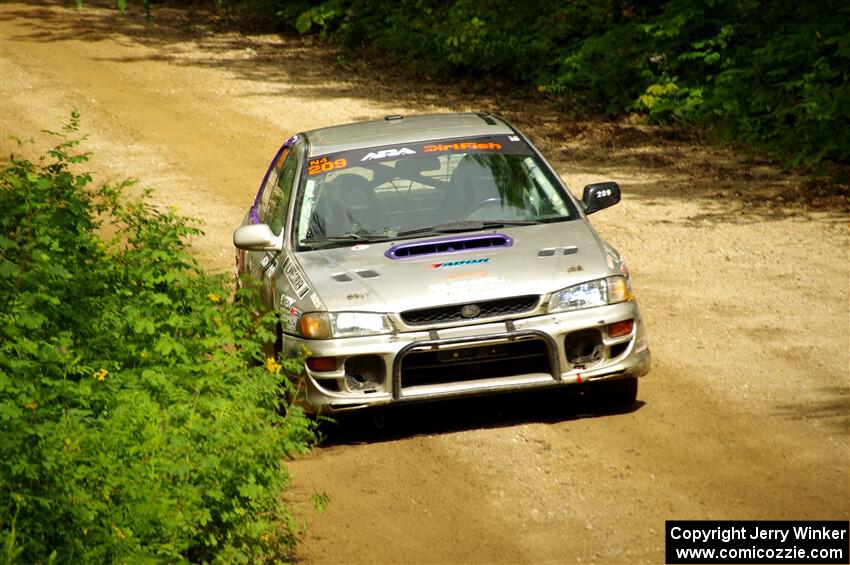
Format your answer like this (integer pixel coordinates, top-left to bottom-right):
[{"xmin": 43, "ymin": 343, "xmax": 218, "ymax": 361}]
[
  {"xmin": 401, "ymin": 337, "xmax": 551, "ymax": 387},
  {"xmin": 436, "ymin": 343, "xmax": 510, "ymax": 363}
]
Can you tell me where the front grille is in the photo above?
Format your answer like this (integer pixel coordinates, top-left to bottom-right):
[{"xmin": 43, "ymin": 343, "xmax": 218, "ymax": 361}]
[
  {"xmin": 401, "ymin": 295, "xmax": 539, "ymax": 326},
  {"xmin": 400, "ymin": 338, "xmax": 551, "ymax": 387}
]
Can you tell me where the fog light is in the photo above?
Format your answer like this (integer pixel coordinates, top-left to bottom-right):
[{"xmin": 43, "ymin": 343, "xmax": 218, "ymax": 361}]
[
  {"xmin": 608, "ymin": 319, "xmax": 634, "ymax": 338},
  {"xmin": 564, "ymin": 329, "xmax": 603, "ymax": 365},
  {"xmin": 307, "ymin": 356, "xmax": 337, "ymax": 372},
  {"xmin": 344, "ymin": 355, "xmax": 384, "ymax": 390}
]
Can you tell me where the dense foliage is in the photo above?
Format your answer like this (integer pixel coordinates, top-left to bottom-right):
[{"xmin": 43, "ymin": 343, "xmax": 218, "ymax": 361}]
[
  {"xmin": 0, "ymin": 114, "xmax": 317, "ymax": 563},
  {"xmin": 265, "ymin": 0, "xmax": 848, "ymax": 168}
]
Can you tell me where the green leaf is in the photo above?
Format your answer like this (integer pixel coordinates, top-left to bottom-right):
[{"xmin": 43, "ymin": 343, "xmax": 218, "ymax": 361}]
[
  {"xmin": 295, "ymin": 12, "xmax": 312, "ymax": 34},
  {"xmin": 0, "ymin": 259, "xmax": 18, "ymax": 278},
  {"xmin": 17, "ymin": 312, "xmax": 47, "ymax": 330},
  {"xmin": 154, "ymin": 336, "xmax": 174, "ymax": 356}
]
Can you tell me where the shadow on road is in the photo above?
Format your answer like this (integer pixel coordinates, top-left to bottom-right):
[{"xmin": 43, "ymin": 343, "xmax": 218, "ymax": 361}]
[
  {"xmin": 318, "ymin": 387, "xmax": 645, "ymax": 446},
  {"xmin": 5, "ymin": 0, "xmax": 846, "ymax": 219},
  {"xmin": 773, "ymin": 387, "xmax": 850, "ymax": 435}
]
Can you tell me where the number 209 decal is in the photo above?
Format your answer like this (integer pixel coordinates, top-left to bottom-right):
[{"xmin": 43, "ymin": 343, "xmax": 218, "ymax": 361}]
[{"xmin": 308, "ymin": 157, "xmax": 347, "ymax": 176}]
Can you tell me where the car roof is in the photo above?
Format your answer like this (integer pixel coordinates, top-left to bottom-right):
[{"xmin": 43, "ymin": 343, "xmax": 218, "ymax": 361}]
[{"xmin": 302, "ymin": 112, "xmax": 516, "ymax": 157}]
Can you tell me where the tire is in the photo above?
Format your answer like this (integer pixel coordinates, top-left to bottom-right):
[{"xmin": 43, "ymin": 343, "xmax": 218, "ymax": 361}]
[
  {"xmin": 595, "ymin": 377, "xmax": 638, "ymax": 407},
  {"xmin": 273, "ymin": 321, "xmax": 284, "ymax": 358}
]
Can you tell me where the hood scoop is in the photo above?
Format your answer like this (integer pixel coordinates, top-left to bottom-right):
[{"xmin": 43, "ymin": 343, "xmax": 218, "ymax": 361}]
[{"xmin": 386, "ymin": 233, "xmax": 513, "ymax": 260}]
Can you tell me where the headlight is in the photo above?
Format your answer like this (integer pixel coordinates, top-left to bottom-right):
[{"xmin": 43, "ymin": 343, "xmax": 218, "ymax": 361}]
[
  {"xmin": 299, "ymin": 312, "xmax": 392, "ymax": 339},
  {"xmin": 548, "ymin": 276, "xmax": 632, "ymax": 313}
]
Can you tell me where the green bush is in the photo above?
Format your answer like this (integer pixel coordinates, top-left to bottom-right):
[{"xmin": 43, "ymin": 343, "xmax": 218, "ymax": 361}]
[
  {"xmin": 0, "ymin": 113, "xmax": 317, "ymax": 563},
  {"xmin": 258, "ymin": 0, "xmax": 848, "ymax": 168},
  {"xmin": 104, "ymin": 0, "xmax": 847, "ymax": 168}
]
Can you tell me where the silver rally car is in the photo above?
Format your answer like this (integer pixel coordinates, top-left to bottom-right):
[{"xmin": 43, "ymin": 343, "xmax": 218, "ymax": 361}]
[{"xmin": 233, "ymin": 112, "xmax": 650, "ymax": 413}]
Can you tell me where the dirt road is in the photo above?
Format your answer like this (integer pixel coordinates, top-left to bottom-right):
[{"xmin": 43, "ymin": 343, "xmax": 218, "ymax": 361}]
[{"xmin": 2, "ymin": 3, "xmax": 848, "ymax": 563}]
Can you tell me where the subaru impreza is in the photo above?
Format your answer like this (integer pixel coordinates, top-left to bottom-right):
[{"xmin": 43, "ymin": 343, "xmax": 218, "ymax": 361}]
[{"xmin": 233, "ymin": 112, "xmax": 650, "ymax": 413}]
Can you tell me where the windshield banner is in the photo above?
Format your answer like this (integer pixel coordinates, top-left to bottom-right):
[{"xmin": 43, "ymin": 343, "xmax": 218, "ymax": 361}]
[{"xmin": 306, "ymin": 135, "xmax": 531, "ymax": 176}]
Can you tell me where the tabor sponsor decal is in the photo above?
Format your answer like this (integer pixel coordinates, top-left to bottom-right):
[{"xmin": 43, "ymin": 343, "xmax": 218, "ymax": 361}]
[{"xmin": 431, "ymin": 258, "xmax": 491, "ymax": 269}]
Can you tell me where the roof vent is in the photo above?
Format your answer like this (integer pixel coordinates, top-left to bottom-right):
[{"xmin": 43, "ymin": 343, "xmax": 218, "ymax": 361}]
[
  {"xmin": 384, "ymin": 115, "xmax": 403, "ymax": 121},
  {"xmin": 386, "ymin": 234, "xmax": 513, "ymax": 260}
]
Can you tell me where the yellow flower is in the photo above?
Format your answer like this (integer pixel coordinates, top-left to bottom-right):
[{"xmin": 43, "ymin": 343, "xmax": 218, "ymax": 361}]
[
  {"xmin": 260, "ymin": 533, "xmax": 272, "ymax": 543},
  {"xmin": 265, "ymin": 357, "xmax": 282, "ymax": 374},
  {"xmin": 93, "ymin": 368, "xmax": 108, "ymax": 381},
  {"xmin": 23, "ymin": 401, "xmax": 38, "ymax": 410},
  {"xmin": 207, "ymin": 292, "xmax": 221, "ymax": 303}
]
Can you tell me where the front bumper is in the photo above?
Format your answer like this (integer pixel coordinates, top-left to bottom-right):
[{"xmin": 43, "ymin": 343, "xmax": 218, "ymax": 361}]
[{"xmin": 281, "ymin": 300, "xmax": 650, "ymax": 413}]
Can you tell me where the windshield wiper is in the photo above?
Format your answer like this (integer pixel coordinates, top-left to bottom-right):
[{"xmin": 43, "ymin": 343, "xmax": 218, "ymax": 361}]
[
  {"xmin": 301, "ymin": 233, "xmax": 392, "ymax": 249},
  {"xmin": 396, "ymin": 220, "xmax": 540, "ymax": 238},
  {"xmin": 479, "ymin": 220, "xmax": 542, "ymax": 227}
]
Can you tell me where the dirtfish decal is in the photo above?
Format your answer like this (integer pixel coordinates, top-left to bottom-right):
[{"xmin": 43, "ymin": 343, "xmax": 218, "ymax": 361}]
[{"xmin": 431, "ymin": 258, "xmax": 491, "ymax": 269}]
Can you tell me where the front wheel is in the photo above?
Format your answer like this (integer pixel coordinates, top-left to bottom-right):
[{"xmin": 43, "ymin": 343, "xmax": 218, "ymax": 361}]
[{"xmin": 593, "ymin": 377, "xmax": 638, "ymax": 406}]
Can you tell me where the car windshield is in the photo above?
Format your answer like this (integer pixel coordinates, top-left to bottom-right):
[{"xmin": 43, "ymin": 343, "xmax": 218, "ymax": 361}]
[{"xmin": 293, "ymin": 135, "xmax": 577, "ymax": 249}]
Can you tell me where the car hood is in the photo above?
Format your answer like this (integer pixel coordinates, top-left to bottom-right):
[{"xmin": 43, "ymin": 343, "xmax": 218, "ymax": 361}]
[{"xmin": 296, "ymin": 221, "xmax": 614, "ymax": 313}]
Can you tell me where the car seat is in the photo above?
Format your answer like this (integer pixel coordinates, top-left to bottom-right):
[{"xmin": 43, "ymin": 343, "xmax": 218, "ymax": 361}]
[
  {"xmin": 447, "ymin": 154, "xmax": 502, "ymax": 219},
  {"xmin": 312, "ymin": 174, "xmax": 385, "ymax": 237}
]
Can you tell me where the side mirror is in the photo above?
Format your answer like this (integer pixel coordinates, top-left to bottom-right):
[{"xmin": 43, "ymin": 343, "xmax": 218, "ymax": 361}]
[
  {"xmin": 581, "ymin": 182, "xmax": 621, "ymax": 214},
  {"xmin": 233, "ymin": 223, "xmax": 282, "ymax": 251}
]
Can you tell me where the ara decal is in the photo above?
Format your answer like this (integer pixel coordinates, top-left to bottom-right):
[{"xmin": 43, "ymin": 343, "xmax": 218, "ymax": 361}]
[{"xmin": 361, "ymin": 147, "xmax": 416, "ymax": 161}]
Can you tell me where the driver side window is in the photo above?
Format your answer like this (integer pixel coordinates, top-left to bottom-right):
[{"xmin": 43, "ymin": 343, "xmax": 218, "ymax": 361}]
[{"xmin": 263, "ymin": 145, "xmax": 300, "ymax": 236}]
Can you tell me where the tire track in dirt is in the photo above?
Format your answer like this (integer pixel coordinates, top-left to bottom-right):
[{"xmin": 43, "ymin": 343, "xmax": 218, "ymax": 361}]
[{"xmin": 2, "ymin": 3, "xmax": 847, "ymax": 563}]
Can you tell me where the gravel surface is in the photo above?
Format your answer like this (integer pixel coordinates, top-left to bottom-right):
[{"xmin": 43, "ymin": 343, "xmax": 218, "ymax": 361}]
[{"xmin": 2, "ymin": 2, "xmax": 847, "ymax": 563}]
